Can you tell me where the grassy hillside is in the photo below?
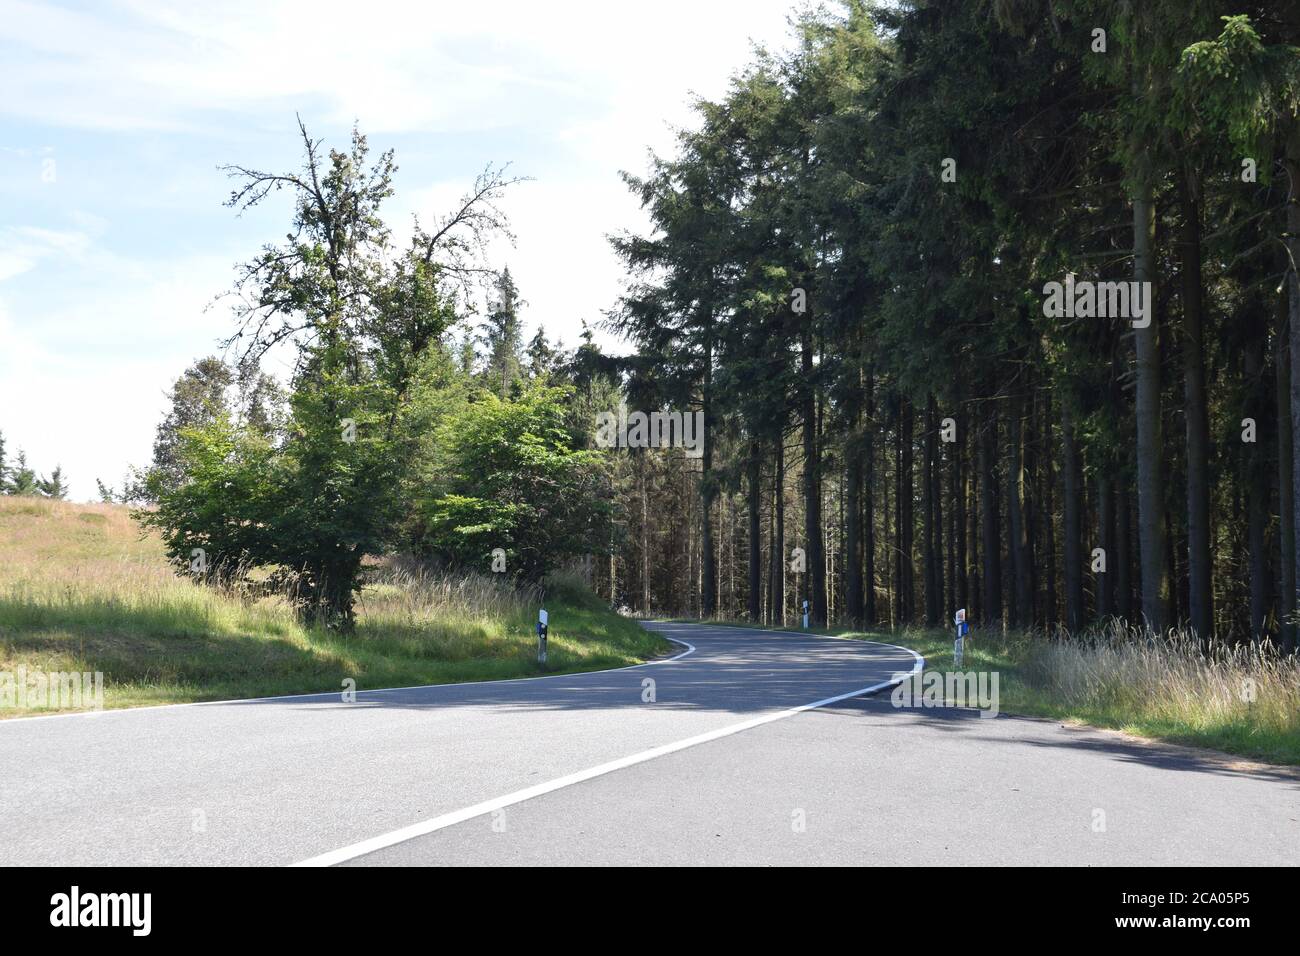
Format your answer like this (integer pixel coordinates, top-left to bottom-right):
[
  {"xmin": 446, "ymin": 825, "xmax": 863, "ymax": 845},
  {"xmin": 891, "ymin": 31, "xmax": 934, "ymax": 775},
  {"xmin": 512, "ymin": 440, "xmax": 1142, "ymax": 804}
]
[{"xmin": 0, "ymin": 497, "xmax": 671, "ymax": 716}]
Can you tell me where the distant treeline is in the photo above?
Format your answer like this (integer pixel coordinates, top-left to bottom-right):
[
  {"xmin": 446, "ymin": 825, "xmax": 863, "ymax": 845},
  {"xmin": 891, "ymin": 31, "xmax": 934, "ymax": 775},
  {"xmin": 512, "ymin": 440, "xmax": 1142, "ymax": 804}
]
[{"xmin": 0, "ymin": 430, "xmax": 67, "ymax": 499}]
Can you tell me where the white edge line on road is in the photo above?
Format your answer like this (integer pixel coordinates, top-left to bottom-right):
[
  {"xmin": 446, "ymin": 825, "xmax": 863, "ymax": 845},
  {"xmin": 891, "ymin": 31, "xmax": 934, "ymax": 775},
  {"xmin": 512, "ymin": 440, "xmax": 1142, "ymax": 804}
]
[
  {"xmin": 290, "ymin": 632, "xmax": 924, "ymax": 867},
  {"xmin": 0, "ymin": 636, "xmax": 697, "ymax": 728}
]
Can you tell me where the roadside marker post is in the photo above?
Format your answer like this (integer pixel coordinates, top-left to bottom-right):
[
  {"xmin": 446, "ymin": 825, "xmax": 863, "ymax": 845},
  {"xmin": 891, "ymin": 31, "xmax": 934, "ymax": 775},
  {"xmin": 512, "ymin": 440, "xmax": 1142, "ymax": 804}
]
[
  {"xmin": 802, "ymin": 599, "xmax": 809, "ymax": 630},
  {"xmin": 537, "ymin": 609, "xmax": 549, "ymax": 665},
  {"xmin": 953, "ymin": 608, "xmax": 969, "ymax": 666}
]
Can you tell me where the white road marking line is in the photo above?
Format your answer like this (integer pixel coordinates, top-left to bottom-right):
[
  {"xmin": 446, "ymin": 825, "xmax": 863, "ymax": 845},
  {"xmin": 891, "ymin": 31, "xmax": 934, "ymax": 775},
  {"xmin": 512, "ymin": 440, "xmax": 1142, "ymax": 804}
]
[
  {"xmin": 290, "ymin": 635, "xmax": 923, "ymax": 867},
  {"xmin": 0, "ymin": 636, "xmax": 697, "ymax": 727}
]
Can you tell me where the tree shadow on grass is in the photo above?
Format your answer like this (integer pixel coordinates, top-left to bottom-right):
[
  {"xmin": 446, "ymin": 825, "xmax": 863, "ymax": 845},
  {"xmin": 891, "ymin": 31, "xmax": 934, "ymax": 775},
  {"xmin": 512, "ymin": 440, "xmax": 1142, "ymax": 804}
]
[{"xmin": 0, "ymin": 597, "xmax": 351, "ymax": 709}]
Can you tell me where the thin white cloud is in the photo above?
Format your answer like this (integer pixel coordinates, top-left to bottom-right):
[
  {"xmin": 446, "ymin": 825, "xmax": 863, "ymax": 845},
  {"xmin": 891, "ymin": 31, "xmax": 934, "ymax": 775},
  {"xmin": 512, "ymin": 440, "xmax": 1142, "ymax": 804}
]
[{"xmin": 0, "ymin": 225, "xmax": 93, "ymax": 281}]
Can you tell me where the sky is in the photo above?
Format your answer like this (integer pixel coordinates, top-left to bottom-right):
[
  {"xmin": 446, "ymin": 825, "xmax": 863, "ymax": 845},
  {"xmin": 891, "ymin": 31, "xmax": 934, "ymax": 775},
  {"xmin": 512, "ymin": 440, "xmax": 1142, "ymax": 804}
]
[{"xmin": 0, "ymin": 0, "xmax": 805, "ymax": 501}]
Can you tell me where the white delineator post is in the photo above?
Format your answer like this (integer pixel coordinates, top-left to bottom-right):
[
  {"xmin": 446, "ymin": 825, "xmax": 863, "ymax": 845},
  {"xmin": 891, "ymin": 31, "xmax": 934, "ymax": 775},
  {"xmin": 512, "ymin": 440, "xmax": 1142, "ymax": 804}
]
[
  {"xmin": 954, "ymin": 608, "xmax": 968, "ymax": 666},
  {"xmin": 537, "ymin": 608, "xmax": 549, "ymax": 665},
  {"xmin": 802, "ymin": 599, "xmax": 809, "ymax": 630}
]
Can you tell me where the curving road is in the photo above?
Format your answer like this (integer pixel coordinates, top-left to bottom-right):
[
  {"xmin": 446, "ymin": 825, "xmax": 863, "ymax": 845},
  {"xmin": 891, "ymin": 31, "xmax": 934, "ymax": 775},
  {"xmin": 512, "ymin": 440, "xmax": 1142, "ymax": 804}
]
[
  {"xmin": 4, "ymin": 620, "xmax": 1297, "ymax": 866},
  {"xmin": 1, "ymin": 622, "xmax": 918, "ymax": 866}
]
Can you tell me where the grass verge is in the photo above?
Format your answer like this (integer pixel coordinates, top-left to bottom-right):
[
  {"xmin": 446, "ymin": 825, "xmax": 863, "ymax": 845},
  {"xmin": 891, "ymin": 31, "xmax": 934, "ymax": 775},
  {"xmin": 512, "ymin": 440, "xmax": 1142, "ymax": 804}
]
[
  {"xmin": 0, "ymin": 497, "xmax": 671, "ymax": 716},
  {"xmin": 669, "ymin": 616, "xmax": 1300, "ymax": 766}
]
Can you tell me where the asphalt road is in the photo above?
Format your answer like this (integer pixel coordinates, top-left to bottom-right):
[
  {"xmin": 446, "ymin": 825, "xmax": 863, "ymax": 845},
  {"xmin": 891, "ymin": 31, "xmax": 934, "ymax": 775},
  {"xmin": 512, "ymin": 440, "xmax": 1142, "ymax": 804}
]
[
  {"xmin": 1, "ymin": 621, "xmax": 914, "ymax": 865},
  {"xmin": 4, "ymin": 621, "xmax": 1297, "ymax": 866}
]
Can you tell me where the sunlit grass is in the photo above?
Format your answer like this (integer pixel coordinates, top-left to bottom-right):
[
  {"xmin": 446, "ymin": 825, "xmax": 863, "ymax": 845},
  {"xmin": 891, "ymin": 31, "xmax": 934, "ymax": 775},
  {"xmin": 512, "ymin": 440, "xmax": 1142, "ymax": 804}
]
[
  {"xmin": 874, "ymin": 623, "xmax": 1300, "ymax": 763},
  {"xmin": 680, "ymin": 614, "xmax": 1300, "ymax": 765},
  {"xmin": 0, "ymin": 497, "xmax": 670, "ymax": 716}
]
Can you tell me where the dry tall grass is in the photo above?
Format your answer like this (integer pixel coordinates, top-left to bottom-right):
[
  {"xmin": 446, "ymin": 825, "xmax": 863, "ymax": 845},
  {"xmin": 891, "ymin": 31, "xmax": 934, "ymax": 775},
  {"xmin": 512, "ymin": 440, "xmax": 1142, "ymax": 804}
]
[
  {"xmin": 368, "ymin": 556, "xmax": 541, "ymax": 621},
  {"xmin": 886, "ymin": 618, "xmax": 1300, "ymax": 762},
  {"xmin": 1023, "ymin": 622, "xmax": 1300, "ymax": 746},
  {"xmin": 0, "ymin": 497, "xmax": 666, "ymax": 713},
  {"xmin": 0, "ymin": 497, "xmax": 305, "ymax": 642},
  {"xmin": 694, "ymin": 610, "xmax": 1300, "ymax": 762}
]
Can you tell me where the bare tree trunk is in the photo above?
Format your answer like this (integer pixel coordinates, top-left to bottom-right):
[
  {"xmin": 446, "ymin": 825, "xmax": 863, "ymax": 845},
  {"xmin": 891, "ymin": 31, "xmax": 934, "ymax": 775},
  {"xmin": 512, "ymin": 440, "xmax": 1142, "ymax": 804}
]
[
  {"xmin": 923, "ymin": 395, "xmax": 939, "ymax": 627},
  {"xmin": 801, "ymin": 325, "xmax": 827, "ymax": 626},
  {"xmin": 686, "ymin": 463, "xmax": 695, "ymax": 617},
  {"xmin": 893, "ymin": 397, "xmax": 904, "ymax": 627},
  {"xmin": 933, "ymin": 401, "xmax": 946, "ymax": 623},
  {"xmin": 980, "ymin": 410, "xmax": 1002, "ymax": 630},
  {"xmin": 701, "ymin": 345, "xmax": 717, "ymax": 618},
  {"xmin": 1116, "ymin": 476, "xmax": 1134, "ymax": 624},
  {"xmin": 1286, "ymin": 123, "xmax": 1300, "ymax": 652},
  {"xmin": 845, "ymin": 371, "xmax": 864, "ymax": 626},
  {"xmin": 1062, "ymin": 406, "xmax": 1085, "ymax": 633},
  {"xmin": 747, "ymin": 441, "xmax": 762, "ymax": 622},
  {"xmin": 966, "ymin": 425, "xmax": 980, "ymax": 624},
  {"xmin": 771, "ymin": 435, "xmax": 786, "ymax": 627},
  {"xmin": 640, "ymin": 451, "xmax": 651, "ymax": 613},
  {"xmin": 1244, "ymin": 332, "xmax": 1268, "ymax": 640},
  {"xmin": 1178, "ymin": 168, "xmax": 1213, "ymax": 642},
  {"xmin": 864, "ymin": 366, "xmax": 877, "ymax": 625},
  {"xmin": 1278, "ymin": 290, "xmax": 1296, "ymax": 650},
  {"xmin": 1096, "ymin": 473, "xmax": 1114, "ymax": 620},
  {"xmin": 1133, "ymin": 157, "xmax": 1171, "ymax": 632},
  {"xmin": 884, "ymin": 416, "xmax": 895, "ymax": 628},
  {"xmin": 1009, "ymin": 396, "xmax": 1032, "ymax": 629},
  {"xmin": 900, "ymin": 398, "xmax": 915, "ymax": 624},
  {"xmin": 954, "ymin": 409, "xmax": 968, "ymax": 616},
  {"xmin": 1042, "ymin": 391, "xmax": 1057, "ymax": 627}
]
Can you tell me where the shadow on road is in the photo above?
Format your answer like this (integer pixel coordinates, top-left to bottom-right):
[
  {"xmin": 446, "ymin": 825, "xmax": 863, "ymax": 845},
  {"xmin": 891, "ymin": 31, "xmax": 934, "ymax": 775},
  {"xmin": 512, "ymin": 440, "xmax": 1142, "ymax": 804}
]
[
  {"xmin": 203, "ymin": 625, "xmax": 919, "ymax": 721},
  {"xmin": 819, "ymin": 695, "xmax": 1300, "ymax": 787}
]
